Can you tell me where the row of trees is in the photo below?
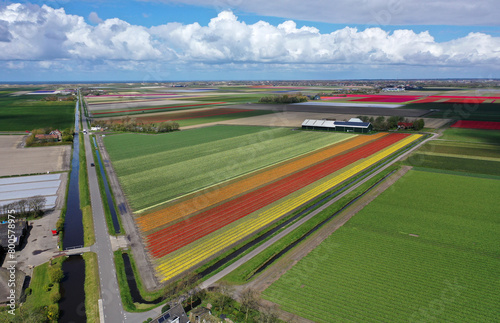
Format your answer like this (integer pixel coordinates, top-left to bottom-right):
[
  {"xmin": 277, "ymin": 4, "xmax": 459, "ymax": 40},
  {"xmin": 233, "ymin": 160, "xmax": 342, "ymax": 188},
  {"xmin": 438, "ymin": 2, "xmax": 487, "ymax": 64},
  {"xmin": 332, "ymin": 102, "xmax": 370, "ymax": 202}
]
[
  {"xmin": 203, "ymin": 283, "xmax": 280, "ymax": 323},
  {"xmin": 357, "ymin": 115, "xmax": 425, "ymax": 131},
  {"xmin": 259, "ymin": 93, "xmax": 308, "ymax": 104},
  {"xmin": 91, "ymin": 118, "xmax": 179, "ymax": 133},
  {"xmin": 0, "ymin": 195, "xmax": 47, "ymax": 219},
  {"xmin": 143, "ymin": 275, "xmax": 281, "ymax": 323}
]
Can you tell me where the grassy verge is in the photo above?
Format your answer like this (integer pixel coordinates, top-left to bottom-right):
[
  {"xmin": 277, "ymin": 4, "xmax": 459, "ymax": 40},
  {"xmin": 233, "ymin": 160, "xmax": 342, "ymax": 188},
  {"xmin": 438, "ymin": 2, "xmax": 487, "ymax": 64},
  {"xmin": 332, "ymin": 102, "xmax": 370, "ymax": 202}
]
[
  {"xmin": 114, "ymin": 250, "xmax": 166, "ymax": 312},
  {"xmin": 90, "ymin": 136, "xmax": 124, "ymax": 235},
  {"xmin": 83, "ymin": 252, "xmax": 100, "ymax": 323},
  {"xmin": 124, "ymin": 250, "xmax": 164, "ymax": 302},
  {"xmin": 0, "ymin": 257, "xmax": 68, "ymax": 321},
  {"xmin": 221, "ymin": 164, "xmax": 400, "ymax": 284},
  {"xmin": 79, "ymin": 129, "xmax": 95, "ymax": 246},
  {"xmin": 114, "ymin": 250, "xmax": 135, "ymax": 312}
]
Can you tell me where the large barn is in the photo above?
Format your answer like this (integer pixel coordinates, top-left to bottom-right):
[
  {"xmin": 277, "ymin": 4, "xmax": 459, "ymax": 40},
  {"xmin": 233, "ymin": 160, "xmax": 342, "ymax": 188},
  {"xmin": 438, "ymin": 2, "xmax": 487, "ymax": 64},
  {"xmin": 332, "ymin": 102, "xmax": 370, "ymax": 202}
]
[{"xmin": 301, "ymin": 118, "xmax": 373, "ymax": 133}]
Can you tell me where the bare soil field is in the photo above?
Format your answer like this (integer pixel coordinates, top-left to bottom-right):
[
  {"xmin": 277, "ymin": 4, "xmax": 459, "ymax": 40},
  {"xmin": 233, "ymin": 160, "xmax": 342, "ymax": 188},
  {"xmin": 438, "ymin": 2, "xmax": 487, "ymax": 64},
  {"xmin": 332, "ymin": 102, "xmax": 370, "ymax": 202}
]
[
  {"xmin": 0, "ymin": 135, "xmax": 71, "ymax": 176},
  {"xmin": 233, "ymin": 103, "xmax": 429, "ymax": 117},
  {"xmin": 183, "ymin": 110, "xmax": 451, "ymax": 129},
  {"xmin": 86, "ymin": 99, "xmax": 199, "ymax": 111}
]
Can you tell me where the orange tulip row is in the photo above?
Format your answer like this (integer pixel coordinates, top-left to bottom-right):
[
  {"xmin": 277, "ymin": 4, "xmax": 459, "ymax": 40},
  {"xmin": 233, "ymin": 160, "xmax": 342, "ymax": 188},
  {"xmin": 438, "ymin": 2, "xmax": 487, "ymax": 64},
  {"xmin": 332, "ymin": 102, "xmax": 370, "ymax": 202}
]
[{"xmin": 136, "ymin": 133, "xmax": 388, "ymax": 233}]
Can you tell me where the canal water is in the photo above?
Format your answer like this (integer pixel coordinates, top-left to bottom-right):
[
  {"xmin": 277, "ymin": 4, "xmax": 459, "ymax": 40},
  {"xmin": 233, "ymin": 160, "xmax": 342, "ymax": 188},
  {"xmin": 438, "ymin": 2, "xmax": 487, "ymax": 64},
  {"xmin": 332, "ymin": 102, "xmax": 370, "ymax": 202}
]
[
  {"xmin": 62, "ymin": 99, "xmax": 84, "ymax": 249},
  {"xmin": 122, "ymin": 253, "xmax": 161, "ymax": 304},
  {"xmin": 59, "ymin": 255, "xmax": 86, "ymax": 322},
  {"xmin": 93, "ymin": 137, "xmax": 121, "ymax": 233}
]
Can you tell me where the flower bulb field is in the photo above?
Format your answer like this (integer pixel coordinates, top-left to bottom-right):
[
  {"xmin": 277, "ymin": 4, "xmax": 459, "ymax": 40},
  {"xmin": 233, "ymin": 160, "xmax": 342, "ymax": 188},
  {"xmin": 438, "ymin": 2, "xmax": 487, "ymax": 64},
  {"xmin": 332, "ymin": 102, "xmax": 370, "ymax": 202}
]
[{"xmin": 104, "ymin": 125, "xmax": 422, "ymax": 281}]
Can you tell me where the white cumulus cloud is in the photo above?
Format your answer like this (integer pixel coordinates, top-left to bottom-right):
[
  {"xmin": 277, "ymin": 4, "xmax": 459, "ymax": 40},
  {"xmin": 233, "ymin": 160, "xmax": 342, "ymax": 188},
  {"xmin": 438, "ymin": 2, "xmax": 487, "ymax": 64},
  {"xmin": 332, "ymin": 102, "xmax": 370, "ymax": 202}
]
[
  {"xmin": 0, "ymin": 3, "xmax": 499, "ymax": 79},
  {"xmin": 88, "ymin": 11, "xmax": 103, "ymax": 25}
]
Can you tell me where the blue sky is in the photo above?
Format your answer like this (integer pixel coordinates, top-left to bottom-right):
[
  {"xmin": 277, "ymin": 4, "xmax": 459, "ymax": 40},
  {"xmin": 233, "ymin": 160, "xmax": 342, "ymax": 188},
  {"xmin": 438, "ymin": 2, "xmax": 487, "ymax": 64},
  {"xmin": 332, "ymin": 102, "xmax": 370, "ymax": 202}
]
[{"xmin": 1, "ymin": 0, "xmax": 499, "ymax": 81}]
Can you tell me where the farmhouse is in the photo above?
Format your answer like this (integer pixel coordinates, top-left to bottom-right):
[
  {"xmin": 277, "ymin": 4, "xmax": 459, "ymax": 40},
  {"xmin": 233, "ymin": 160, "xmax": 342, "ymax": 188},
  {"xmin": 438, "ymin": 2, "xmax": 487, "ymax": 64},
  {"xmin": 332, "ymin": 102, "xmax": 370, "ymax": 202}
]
[
  {"xmin": 150, "ymin": 304, "xmax": 190, "ymax": 323},
  {"xmin": 398, "ymin": 122, "xmax": 414, "ymax": 129},
  {"xmin": 35, "ymin": 134, "xmax": 59, "ymax": 141},
  {"xmin": 35, "ymin": 129, "xmax": 62, "ymax": 142},
  {"xmin": 302, "ymin": 119, "xmax": 372, "ymax": 133}
]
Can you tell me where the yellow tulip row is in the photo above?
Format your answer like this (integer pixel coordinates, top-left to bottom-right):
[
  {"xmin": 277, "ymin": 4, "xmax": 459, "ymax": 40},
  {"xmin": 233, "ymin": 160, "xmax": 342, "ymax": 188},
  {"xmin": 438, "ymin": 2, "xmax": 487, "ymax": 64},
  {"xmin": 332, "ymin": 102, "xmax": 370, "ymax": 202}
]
[{"xmin": 156, "ymin": 134, "xmax": 422, "ymax": 281}]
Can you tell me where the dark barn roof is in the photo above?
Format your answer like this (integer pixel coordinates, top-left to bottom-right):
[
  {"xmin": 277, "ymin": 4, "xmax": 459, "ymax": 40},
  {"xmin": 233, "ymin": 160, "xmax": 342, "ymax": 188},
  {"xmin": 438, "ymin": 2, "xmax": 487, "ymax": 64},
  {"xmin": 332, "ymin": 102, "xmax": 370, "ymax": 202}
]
[{"xmin": 333, "ymin": 121, "xmax": 372, "ymax": 128}]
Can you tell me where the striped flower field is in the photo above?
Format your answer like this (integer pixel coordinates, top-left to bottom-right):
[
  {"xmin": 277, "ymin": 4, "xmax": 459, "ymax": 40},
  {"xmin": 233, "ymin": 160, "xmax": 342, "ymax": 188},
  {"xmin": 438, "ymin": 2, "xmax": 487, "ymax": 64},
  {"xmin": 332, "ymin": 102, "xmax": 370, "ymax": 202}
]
[{"xmin": 127, "ymin": 129, "xmax": 423, "ymax": 282}]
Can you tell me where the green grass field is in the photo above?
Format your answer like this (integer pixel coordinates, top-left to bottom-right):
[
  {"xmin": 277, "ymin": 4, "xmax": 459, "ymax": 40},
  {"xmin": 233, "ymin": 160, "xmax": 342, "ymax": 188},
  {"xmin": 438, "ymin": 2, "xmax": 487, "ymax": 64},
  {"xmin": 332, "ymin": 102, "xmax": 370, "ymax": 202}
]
[
  {"xmin": 440, "ymin": 128, "xmax": 500, "ymax": 144},
  {"xmin": 407, "ymin": 153, "xmax": 500, "ymax": 176},
  {"xmin": 263, "ymin": 170, "xmax": 500, "ymax": 322},
  {"xmin": 0, "ymin": 94, "xmax": 75, "ymax": 131},
  {"xmin": 405, "ymin": 131, "xmax": 500, "ymax": 176},
  {"xmin": 104, "ymin": 125, "xmax": 353, "ymax": 211},
  {"xmin": 418, "ymin": 141, "xmax": 500, "ymax": 159}
]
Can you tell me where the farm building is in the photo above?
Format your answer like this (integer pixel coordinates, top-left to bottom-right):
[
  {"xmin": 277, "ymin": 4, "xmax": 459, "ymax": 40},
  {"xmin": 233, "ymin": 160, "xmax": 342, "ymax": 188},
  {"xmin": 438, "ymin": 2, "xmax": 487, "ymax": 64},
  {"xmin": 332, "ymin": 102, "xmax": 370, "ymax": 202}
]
[
  {"xmin": 302, "ymin": 119, "xmax": 372, "ymax": 133},
  {"xmin": 150, "ymin": 303, "xmax": 190, "ymax": 323},
  {"xmin": 0, "ymin": 220, "xmax": 27, "ymax": 250},
  {"xmin": 398, "ymin": 122, "xmax": 414, "ymax": 129}
]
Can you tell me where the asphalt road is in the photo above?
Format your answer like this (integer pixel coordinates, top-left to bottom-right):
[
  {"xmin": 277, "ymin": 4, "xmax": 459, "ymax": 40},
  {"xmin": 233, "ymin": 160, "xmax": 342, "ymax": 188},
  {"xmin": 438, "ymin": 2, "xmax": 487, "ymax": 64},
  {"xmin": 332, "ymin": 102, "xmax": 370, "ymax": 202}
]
[{"xmin": 81, "ymin": 95, "xmax": 163, "ymax": 322}]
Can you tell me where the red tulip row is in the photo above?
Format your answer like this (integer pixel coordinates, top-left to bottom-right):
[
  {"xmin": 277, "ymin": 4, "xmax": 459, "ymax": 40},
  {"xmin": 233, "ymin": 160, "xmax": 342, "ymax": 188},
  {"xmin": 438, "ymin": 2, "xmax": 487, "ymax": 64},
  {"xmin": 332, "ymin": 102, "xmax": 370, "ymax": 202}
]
[{"xmin": 146, "ymin": 133, "xmax": 409, "ymax": 258}]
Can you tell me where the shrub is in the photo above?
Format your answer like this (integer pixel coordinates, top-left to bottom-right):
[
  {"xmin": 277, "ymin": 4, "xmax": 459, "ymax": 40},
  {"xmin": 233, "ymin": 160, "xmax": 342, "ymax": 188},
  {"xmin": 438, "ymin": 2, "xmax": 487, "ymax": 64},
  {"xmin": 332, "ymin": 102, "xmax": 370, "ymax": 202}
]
[
  {"xmin": 47, "ymin": 304, "xmax": 59, "ymax": 321},
  {"xmin": 56, "ymin": 218, "xmax": 64, "ymax": 233},
  {"xmin": 50, "ymin": 290, "xmax": 61, "ymax": 303},
  {"xmin": 49, "ymin": 265, "xmax": 64, "ymax": 283}
]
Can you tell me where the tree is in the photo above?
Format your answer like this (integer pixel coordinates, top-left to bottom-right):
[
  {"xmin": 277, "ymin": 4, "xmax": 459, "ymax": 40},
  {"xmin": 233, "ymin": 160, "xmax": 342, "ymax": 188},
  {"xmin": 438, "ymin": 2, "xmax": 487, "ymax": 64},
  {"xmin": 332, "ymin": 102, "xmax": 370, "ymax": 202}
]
[
  {"xmin": 214, "ymin": 281, "xmax": 234, "ymax": 313},
  {"xmin": 240, "ymin": 288, "xmax": 258, "ymax": 322},
  {"xmin": 28, "ymin": 195, "xmax": 46, "ymax": 217},
  {"xmin": 49, "ymin": 290, "xmax": 61, "ymax": 303},
  {"xmin": 414, "ymin": 118, "xmax": 425, "ymax": 130},
  {"xmin": 259, "ymin": 303, "xmax": 279, "ymax": 323},
  {"xmin": 49, "ymin": 264, "xmax": 64, "ymax": 283},
  {"xmin": 373, "ymin": 116, "xmax": 387, "ymax": 131},
  {"xmin": 357, "ymin": 115, "xmax": 370, "ymax": 123},
  {"xmin": 387, "ymin": 116, "xmax": 401, "ymax": 129}
]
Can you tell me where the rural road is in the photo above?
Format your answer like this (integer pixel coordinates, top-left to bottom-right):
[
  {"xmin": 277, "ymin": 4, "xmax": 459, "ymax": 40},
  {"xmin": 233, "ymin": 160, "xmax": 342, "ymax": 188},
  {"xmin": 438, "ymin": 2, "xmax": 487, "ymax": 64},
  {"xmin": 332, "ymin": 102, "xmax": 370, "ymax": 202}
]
[{"xmin": 80, "ymin": 95, "xmax": 162, "ymax": 323}]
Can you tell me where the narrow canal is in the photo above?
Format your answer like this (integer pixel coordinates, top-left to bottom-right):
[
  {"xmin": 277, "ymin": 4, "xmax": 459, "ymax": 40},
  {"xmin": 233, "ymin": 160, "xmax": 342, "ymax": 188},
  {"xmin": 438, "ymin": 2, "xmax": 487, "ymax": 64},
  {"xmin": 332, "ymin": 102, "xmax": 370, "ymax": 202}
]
[
  {"xmin": 93, "ymin": 137, "xmax": 121, "ymax": 233},
  {"xmin": 59, "ymin": 255, "xmax": 86, "ymax": 322},
  {"xmin": 62, "ymin": 99, "xmax": 84, "ymax": 249}
]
